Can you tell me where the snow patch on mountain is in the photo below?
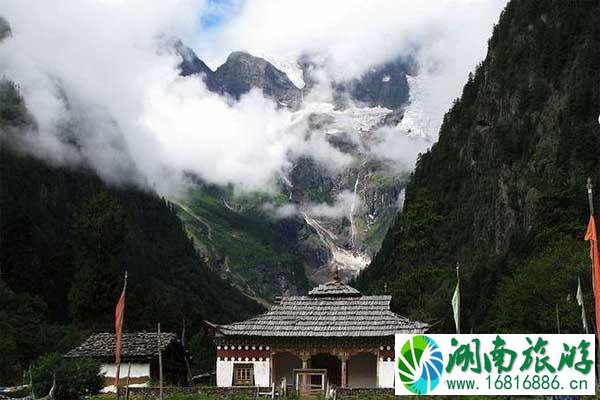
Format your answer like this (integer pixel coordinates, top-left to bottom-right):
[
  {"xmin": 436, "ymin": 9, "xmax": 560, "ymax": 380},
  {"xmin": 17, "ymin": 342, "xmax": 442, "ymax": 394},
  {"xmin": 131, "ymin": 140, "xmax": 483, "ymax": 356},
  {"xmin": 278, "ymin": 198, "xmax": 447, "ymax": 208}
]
[
  {"xmin": 332, "ymin": 105, "xmax": 392, "ymax": 135},
  {"xmin": 256, "ymin": 53, "xmax": 306, "ymax": 89},
  {"xmin": 294, "ymin": 101, "xmax": 392, "ymax": 139},
  {"xmin": 397, "ymin": 75, "xmax": 435, "ymax": 139}
]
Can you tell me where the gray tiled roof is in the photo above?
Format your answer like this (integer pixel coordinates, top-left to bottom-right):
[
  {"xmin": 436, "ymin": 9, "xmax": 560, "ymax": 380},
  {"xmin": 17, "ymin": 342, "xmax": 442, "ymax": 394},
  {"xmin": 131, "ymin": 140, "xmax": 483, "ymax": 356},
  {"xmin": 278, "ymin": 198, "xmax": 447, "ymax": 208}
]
[
  {"xmin": 214, "ymin": 292, "xmax": 428, "ymax": 338},
  {"xmin": 65, "ymin": 332, "xmax": 179, "ymax": 359}
]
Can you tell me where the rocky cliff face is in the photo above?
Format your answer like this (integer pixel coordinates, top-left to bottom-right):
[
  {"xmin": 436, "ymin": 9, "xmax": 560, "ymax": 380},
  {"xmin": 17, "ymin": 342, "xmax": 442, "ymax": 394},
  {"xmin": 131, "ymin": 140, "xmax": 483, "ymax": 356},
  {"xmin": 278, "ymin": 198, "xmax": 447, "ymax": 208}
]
[
  {"xmin": 283, "ymin": 103, "xmax": 407, "ymax": 282},
  {"xmin": 0, "ymin": 17, "xmax": 10, "ymax": 40},
  {"xmin": 208, "ymin": 52, "xmax": 303, "ymax": 108},
  {"xmin": 333, "ymin": 57, "xmax": 415, "ymax": 109},
  {"xmin": 174, "ymin": 46, "xmax": 416, "ymax": 299},
  {"xmin": 175, "ymin": 45, "xmax": 303, "ymax": 108},
  {"xmin": 356, "ymin": 0, "xmax": 600, "ymax": 333},
  {"xmin": 175, "ymin": 40, "xmax": 213, "ymax": 77}
]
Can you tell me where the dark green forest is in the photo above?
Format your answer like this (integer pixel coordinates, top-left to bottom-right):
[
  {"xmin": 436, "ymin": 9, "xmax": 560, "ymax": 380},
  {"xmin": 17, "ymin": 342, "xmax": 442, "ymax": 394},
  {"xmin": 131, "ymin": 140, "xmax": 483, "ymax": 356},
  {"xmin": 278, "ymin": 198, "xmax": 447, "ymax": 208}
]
[
  {"xmin": 356, "ymin": 0, "xmax": 600, "ymax": 334},
  {"xmin": 0, "ymin": 81, "xmax": 262, "ymax": 384}
]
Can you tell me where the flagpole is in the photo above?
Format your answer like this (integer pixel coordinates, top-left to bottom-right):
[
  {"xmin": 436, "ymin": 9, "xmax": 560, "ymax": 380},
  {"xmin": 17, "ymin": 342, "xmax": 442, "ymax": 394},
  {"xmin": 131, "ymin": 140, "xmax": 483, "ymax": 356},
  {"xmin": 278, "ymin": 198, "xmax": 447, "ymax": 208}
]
[
  {"xmin": 588, "ymin": 178, "xmax": 595, "ymax": 216},
  {"xmin": 158, "ymin": 323, "xmax": 164, "ymax": 400},
  {"xmin": 115, "ymin": 271, "xmax": 127, "ymax": 400},
  {"xmin": 124, "ymin": 363, "xmax": 131, "ymax": 400},
  {"xmin": 585, "ymin": 178, "xmax": 600, "ymax": 380},
  {"xmin": 555, "ymin": 304, "xmax": 560, "ymax": 334},
  {"xmin": 451, "ymin": 262, "xmax": 461, "ymax": 334},
  {"xmin": 182, "ymin": 318, "xmax": 193, "ymax": 384},
  {"xmin": 587, "ymin": 178, "xmax": 596, "ymax": 316},
  {"xmin": 456, "ymin": 263, "xmax": 460, "ymax": 334},
  {"xmin": 28, "ymin": 365, "xmax": 33, "ymax": 399}
]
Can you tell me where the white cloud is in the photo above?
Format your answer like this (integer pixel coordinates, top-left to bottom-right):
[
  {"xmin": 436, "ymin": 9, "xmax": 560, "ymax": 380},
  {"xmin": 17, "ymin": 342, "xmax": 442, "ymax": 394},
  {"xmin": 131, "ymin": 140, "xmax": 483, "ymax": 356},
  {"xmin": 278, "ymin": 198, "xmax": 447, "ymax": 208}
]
[
  {"xmin": 0, "ymin": 0, "xmax": 508, "ymax": 196},
  {"xmin": 370, "ymin": 125, "xmax": 432, "ymax": 172},
  {"xmin": 308, "ymin": 190, "xmax": 359, "ymax": 219},
  {"xmin": 0, "ymin": 0, "xmax": 207, "ymax": 191},
  {"xmin": 197, "ymin": 0, "xmax": 508, "ymax": 137},
  {"xmin": 0, "ymin": 0, "xmax": 317, "ymax": 193},
  {"xmin": 263, "ymin": 190, "xmax": 360, "ymax": 220},
  {"xmin": 264, "ymin": 202, "xmax": 299, "ymax": 219},
  {"xmin": 143, "ymin": 84, "xmax": 296, "ymax": 191}
]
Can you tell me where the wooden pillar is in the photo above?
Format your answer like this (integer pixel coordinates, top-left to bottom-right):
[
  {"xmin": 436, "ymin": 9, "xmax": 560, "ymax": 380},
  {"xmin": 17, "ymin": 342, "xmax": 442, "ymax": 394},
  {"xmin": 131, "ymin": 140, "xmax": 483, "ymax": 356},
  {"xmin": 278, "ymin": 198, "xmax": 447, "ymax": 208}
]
[
  {"xmin": 300, "ymin": 352, "xmax": 310, "ymax": 391},
  {"xmin": 269, "ymin": 350, "xmax": 274, "ymax": 387},
  {"xmin": 340, "ymin": 355, "xmax": 348, "ymax": 388},
  {"xmin": 157, "ymin": 323, "xmax": 163, "ymax": 400},
  {"xmin": 300, "ymin": 352, "xmax": 310, "ymax": 369},
  {"xmin": 376, "ymin": 351, "xmax": 381, "ymax": 388}
]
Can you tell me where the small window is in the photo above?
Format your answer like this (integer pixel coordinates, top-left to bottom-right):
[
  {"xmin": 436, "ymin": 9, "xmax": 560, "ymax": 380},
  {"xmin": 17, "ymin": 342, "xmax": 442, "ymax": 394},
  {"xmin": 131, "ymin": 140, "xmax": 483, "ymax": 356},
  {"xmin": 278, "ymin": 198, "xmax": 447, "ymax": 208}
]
[{"xmin": 233, "ymin": 363, "xmax": 254, "ymax": 386}]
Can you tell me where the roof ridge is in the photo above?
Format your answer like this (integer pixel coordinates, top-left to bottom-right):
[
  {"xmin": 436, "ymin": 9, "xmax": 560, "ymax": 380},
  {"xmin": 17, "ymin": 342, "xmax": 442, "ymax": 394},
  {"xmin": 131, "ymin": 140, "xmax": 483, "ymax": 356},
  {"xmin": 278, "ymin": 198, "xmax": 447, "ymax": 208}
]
[{"xmin": 307, "ymin": 280, "xmax": 362, "ymax": 297}]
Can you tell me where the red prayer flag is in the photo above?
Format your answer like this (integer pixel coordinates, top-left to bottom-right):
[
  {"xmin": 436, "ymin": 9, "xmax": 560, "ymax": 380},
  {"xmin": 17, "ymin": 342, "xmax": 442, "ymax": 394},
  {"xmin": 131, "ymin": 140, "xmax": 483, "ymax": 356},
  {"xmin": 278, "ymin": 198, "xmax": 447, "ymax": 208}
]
[
  {"xmin": 114, "ymin": 278, "xmax": 126, "ymax": 388},
  {"xmin": 585, "ymin": 216, "xmax": 600, "ymax": 336}
]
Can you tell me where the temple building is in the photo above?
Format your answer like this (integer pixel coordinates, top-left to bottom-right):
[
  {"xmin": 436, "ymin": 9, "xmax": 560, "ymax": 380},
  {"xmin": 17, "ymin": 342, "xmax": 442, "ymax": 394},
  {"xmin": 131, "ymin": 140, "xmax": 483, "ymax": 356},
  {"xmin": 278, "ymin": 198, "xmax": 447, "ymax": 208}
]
[{"xmin": 206, "ymin": 276, "xmax": 428, "ymax": 392}]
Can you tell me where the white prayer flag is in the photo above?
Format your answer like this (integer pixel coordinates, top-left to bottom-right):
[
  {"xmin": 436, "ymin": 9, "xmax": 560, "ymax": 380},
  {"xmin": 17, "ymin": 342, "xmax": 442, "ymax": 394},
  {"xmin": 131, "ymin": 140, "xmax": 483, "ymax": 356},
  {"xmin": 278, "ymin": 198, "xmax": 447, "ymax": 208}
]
[
  {"xmin": 452, "ymin": 281, "xmax": 460, "ymax": 334},
  {"xmin": 576, "ymin": 277, "xmax": 589, "ymax": 334}
]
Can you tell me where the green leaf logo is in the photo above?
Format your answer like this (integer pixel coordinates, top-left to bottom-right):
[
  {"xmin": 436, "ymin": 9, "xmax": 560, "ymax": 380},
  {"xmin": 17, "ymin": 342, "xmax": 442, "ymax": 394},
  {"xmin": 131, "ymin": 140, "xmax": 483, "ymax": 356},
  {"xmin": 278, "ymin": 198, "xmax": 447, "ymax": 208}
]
[{"xmin": 397, "ymin": 335, "xmax": 444, "ymax": 394}]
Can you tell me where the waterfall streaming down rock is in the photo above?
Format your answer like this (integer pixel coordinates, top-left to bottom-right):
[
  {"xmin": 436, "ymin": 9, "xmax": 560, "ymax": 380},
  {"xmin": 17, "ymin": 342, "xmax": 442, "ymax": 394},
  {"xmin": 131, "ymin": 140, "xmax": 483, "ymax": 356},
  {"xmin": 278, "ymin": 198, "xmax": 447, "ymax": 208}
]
[
  {"xmin": 303, "ymin": 213, "xmax": 370, "ymax": 282},
  {"xmin": 349, "ymin": 175, "xmax": 360, "ymax": 248}
]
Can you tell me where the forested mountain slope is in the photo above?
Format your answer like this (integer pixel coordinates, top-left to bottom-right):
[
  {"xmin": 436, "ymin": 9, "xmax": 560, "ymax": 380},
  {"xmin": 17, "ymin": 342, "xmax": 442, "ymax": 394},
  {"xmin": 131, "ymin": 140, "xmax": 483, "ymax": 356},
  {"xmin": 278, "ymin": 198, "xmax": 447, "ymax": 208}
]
[
  {"xmin": 356, "ymin": 0, "xmax": 600, "ymax": 333},
  {"xmin": 0, "ymin": 81, "xmax": 262, "ymax": 383}
]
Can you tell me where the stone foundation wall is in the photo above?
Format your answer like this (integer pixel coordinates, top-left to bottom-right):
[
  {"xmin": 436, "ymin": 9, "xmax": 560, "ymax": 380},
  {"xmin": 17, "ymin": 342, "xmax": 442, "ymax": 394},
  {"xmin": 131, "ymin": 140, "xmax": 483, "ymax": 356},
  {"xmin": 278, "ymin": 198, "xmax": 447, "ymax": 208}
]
[
  {"xmin": 121, "ymin": 386, "xmax": 258, "ymax": 399},
  {"xmin": 122, "ymin": 385, "xmax": 395, "ymax": 399},
  {"xmin": 336, "ymin": 387, "xmax": 395, "ymax": 399}
]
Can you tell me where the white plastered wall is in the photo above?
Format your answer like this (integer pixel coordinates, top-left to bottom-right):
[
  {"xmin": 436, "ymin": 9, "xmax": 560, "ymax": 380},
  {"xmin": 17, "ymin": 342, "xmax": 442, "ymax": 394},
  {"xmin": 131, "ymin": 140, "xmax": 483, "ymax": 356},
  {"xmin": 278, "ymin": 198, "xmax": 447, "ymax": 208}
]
[
  {"xmin": 99, "ymin": 363, "xmax": 151, "ymax": 393},
  {"xmin": 253, "ymin": 360, "xmax": 270, "ymax": 387},
  {"xmin": 100, "ymin": 363, "xmax": 150, "ymax": 378},
  {"xmin": 217, "ymin": 359, "xmax": 234, "ymax": 387},
  {"xmin": 216, "ymin": 358, "xmax": 271, "ymax": 387},
  {"xmin": 377, "ymin": 358, "xmax": 395, "ymax": 388}
]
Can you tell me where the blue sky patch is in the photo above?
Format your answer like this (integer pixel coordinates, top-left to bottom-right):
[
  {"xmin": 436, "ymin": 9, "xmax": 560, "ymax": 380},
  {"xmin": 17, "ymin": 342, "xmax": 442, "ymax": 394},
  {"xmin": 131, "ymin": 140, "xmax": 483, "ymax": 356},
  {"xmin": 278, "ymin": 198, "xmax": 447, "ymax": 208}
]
[{"xmin": 200, "ymin": 0, "xmax": 242, "ymax": 30}]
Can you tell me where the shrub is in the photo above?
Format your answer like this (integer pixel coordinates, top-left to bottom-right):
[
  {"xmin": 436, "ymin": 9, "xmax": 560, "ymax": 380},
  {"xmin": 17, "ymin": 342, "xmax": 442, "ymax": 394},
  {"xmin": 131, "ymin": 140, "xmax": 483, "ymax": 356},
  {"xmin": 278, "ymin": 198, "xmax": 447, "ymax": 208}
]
[{"xmin": 31, "ymin": 353, "xmax": 103, "ymax": 400}]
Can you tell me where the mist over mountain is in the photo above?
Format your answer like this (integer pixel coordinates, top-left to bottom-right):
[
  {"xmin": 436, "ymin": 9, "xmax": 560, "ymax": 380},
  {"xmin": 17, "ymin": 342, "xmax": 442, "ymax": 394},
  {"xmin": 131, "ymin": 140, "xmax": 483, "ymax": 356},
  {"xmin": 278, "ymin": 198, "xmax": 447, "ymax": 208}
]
[
  {"xmin": 166, "ymin": 43, "xmax": 429, "ymax": 295},
  {"xmin": 0, "ymin": 0, "xmax": 507, "ymax": 302},
  {"xmin": 331, "ymin": 57, "xmax": 415, "ymax": 110},
  {"xmin": 176, "ymin": 39, "xmax": 214, "ymax": 77},
  {"xmin": 0, "ymin": 78, "xmax": 263, "ymax": 383},
  {"xmin": 0, "ymin": 0, "xmax": 506, "ymax": 196},
  {"xmin": 356, "ymin": 0, "xmax": 600, "ymax": 334}
]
